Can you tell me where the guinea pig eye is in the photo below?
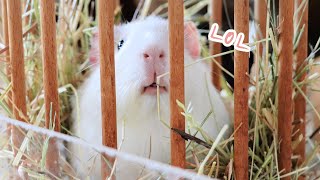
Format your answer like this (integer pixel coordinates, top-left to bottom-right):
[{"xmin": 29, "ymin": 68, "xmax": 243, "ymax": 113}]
[{"xmin": 117, "ymin": 39, "xmax": 124, "ymax": 50}]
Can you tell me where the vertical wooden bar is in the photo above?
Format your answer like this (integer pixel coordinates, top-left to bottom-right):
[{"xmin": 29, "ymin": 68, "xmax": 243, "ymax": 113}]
[
  {"xmin": 7, "ymin": 0, "xmax": 27, "ymax": 155},
  {"xmin": 234, "ymin": 0, "xmax": 249, "ymax": 179},
  {"xmin": 254, "ymin": 0, "xmax": 267, "ymax": 56},
  {"xmin": 210, "ymin": 0, "xmax": 222, "ymax": 90},
  {"xmin": 116, "ymin": 0, "xmax": 120, "ymax": 9},
  {"xmin": 39, "ymin": 0, "xmax": 61, "ymax": 177},
  {"xmin": 278, "ymin": 0, "xmax": 294, "ymax": 178},
  {"xmin": 1, "ymin": 0, "xmax": 11, "ymax": 107},
  {"xmin": 293, "ymin": 0, "xmax": 308, "ymax": 179},
  {"xmin": 98, "ymin": 0, "xmax": 117, "ymax": 178},
  {"xmin": 1, "ymin": 0, "xmax": 12, "ymax": 138},
  {"xmin": 168, "ymin": 0, "xmax": 185, "ymax": 168}
]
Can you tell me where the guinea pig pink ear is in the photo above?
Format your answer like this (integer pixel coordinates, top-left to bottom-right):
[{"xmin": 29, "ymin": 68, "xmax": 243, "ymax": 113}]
[
  {"xmin": 89, "ymin": 26, "xmax": 122, "ymax": 65},
  {"xmin": 184, "ymin": 22, "xmax": 201, "ymax": 59},
  {"xmin": 89, "ymin": 28, "xmax": 99, "ymax": 64}
]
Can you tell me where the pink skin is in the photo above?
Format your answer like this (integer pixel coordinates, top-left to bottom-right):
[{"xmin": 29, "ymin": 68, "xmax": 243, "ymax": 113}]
[
  {"xmin": 141, "ymin": 22, "xmax": 200, "ymax": 96},
  {"xmin": 141, "ymin": 46, "xmax": 167, "ymax": 95}
]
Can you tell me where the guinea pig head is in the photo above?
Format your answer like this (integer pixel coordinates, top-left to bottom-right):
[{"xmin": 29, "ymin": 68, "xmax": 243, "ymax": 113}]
[{"xmin": 89, "ymin": 17, "xmax": 201, "ymax": 110}]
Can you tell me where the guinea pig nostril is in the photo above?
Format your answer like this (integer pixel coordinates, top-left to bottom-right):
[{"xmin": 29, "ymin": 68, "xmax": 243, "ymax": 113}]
[
  {"xmin": 159, "ymin": 53, "xmax": 164, "ymax": 58},
  {"xmin": 143, "ymin": 53, "xmax": 150, "ymax": 59}
]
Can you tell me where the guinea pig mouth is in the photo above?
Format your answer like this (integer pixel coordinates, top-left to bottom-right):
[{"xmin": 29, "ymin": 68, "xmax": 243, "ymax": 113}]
[{"xmin": 143, "ymin": 82, "xmax": 167, "ymax": 95}]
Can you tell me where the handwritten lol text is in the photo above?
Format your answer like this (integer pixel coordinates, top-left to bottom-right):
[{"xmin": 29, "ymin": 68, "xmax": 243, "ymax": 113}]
[{"xmin": 208, "ymin": 23, "xmax": 250, "ymax": 52}]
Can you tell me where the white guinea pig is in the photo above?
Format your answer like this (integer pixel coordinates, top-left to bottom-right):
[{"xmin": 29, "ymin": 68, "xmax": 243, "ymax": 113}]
[{"xmin": 70, "ymin": 16, "xmax": 231, "ymax": 179}]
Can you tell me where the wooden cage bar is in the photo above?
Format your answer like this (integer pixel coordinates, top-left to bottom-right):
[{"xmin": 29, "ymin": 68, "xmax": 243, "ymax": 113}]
[
  {"xmin": 39, "ymin": 0, "xmax": 61, "ymax": 177},
  {"xmin": 98, "ymin": 0, "xmax": 117, "ymax": 178},
  {"xmin": 7, "ymin": 0, "xmax": 28, "ymax": 155},
  {"xmin": 1, "ymin": 0, "xmax": 12, "ymax": 139},
  {"xmin": 1, "ymin": 0, "xmax": 11, "ymax": 109},
  {"xmin": 278, "ymin": 0, "xmax": 294, "ymax": 178},
  {"xmin": 210, "ymin": 0, "xmax": 222, "ymax": 90},
  {"xmin": 234, "ymin": 0, "xmax": 249, "ymax": 179},
  {"xmin": 293, "ymin": 0, "xmax": 308, "ymax": 178},
  {"xmin": 168, "ymin": 0, "xmax": 186, "ymax": 168},
  {"xmin": 254, "ymin": 0, "xmax": 267, "ymax": 57}
]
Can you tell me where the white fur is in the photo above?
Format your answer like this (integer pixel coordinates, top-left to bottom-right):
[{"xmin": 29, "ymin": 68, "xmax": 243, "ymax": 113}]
[{"xmin": 70, "ymin": 16, "xmax": 231, "ymax": 179}]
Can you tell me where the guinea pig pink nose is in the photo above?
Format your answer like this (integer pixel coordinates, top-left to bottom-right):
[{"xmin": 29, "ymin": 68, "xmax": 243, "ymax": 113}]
[{"xmin": 143, "ymin": 49, "xmax": 165, "ymax": 61}]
